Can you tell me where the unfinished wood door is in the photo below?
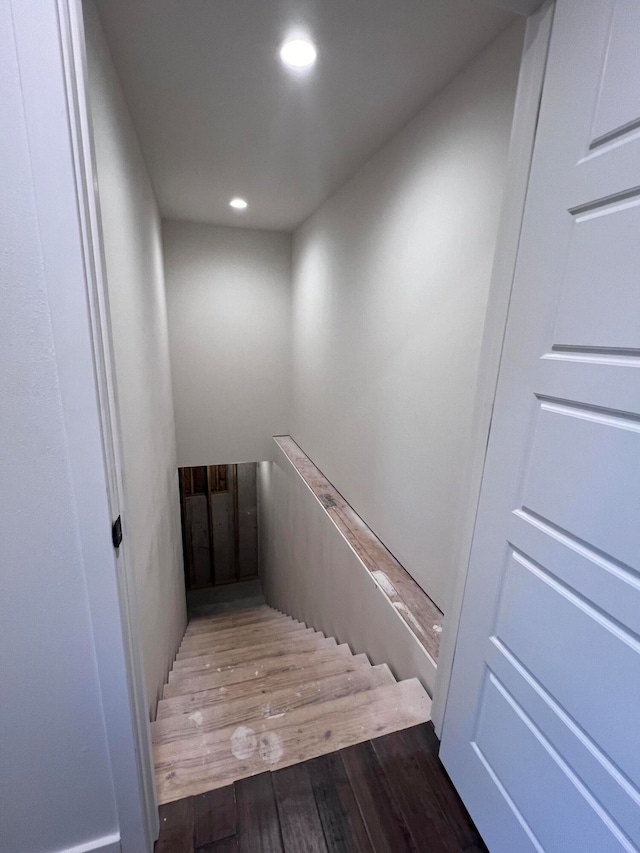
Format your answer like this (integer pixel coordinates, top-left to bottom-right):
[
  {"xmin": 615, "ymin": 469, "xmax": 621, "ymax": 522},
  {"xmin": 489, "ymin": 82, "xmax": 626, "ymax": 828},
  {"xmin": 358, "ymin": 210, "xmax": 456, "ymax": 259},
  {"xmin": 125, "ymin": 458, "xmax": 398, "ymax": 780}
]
[
  {"xmin": 179, "ymin": 463, "xmax": 258, "ymax": 589},
  {"xmin": 441, "ymin": 1, "xmax": 640, "ymax": 850}
]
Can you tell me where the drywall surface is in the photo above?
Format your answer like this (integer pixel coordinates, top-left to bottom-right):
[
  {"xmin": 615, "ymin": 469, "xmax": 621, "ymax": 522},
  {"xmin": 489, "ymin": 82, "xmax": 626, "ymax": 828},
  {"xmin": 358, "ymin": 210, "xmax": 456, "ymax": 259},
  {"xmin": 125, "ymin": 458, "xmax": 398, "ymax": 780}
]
[
  {"xmin": 0, "ymin": 2, "xmax": 117, "ymax": 848},
  {"xmin": 86, "ymin": 1, "xmax": 186, "ymax": 717},
  {"xmin": 258, "ymin": 444, "xmax": 437, "ymax": 695},
  {"xmin": 163, "ymin": 221, "xmax": 292, "ymax": 465},
  {"xmin": 290, "ymin": 23, "xmax": 524, "ymax": 612}
]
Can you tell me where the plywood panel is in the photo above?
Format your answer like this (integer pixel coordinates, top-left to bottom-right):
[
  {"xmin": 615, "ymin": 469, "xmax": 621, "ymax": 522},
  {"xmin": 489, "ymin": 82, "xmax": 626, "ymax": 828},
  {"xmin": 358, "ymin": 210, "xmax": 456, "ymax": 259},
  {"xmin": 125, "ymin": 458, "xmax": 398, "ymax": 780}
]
[{"xmin": 237, "ymin": 463, "xmax": 258, "ymax": 579}]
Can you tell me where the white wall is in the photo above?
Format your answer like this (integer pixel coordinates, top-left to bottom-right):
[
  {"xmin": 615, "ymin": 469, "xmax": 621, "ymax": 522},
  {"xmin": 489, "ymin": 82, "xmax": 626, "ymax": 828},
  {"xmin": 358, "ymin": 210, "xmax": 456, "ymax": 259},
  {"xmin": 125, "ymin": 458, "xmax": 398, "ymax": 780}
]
[
  {"xmin": 163, "ymin": 221, "xmax": 292, "ymax": 466},
  {"xmin": 1, "ymin": 2, "xmax": 117, "ymax": 849},
  {"xmin": 290, "ymin": 23, "xmax": 524, "ymax": 613},
  {"xmin": 85, "ymin": 1, "xmax": 186, "ymax": 717},
  {"xmin": 258, "ymin": 446, "xmax": 438, "ymax": 695}
]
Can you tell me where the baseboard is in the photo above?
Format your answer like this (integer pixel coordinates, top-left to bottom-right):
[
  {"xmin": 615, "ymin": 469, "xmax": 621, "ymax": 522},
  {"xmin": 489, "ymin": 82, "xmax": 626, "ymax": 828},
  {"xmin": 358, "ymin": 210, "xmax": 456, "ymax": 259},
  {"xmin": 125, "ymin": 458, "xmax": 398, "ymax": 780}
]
[{"xmin": 55, "ymin": 833, "xmax": 121, "ymax": 853}]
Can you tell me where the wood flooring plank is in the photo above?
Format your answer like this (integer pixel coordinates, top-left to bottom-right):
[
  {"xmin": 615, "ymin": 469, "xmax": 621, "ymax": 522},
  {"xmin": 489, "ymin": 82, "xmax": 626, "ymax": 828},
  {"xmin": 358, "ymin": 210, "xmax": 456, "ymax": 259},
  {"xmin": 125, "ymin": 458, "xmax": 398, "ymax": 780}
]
[
  {"xmin": 179, "ymin": 621, "xmax": 306, "ymax": 653},
  {"xmin": 163, "ymin": 645, "xmax": 356, "ymax": 698},
  {"xmin": 400, "ymin": 725, "xmax": 485, "ymax": 852},
  {"xmin": 236, "ymin": 773, "xmax": 284, "ymax": 853},
  {"xmin": 154, "ymin": 680, "xmax": 431, "ymax": 804},
  {"xmin": 198, "ymin": 837, "xmax": 239, "ymax": 852},
  {"xmin": 153, "ymin": 666, "xmax": 395, "ymax": 743},
  {"xmin": 272, "ymin": 762, "xmax": 328, "ymax": 853},
  {"xmin": 193, "ymin": 787, "xmax": 237, "ymax": 847},
  {"xmin": 308, "ymin": 752, "xmax": 372, "ymax": 853},
  {"xmin": 156, "ymin": 655, "xmax": 373, "ymax": 720},
  {"xmin": 341, "ymin": 740, "xmax": 416, "ymax": 852},
  {"xmin": 177, "ymin": 627, "xmax": 316, "ymax": 661},
  {"xmin": 172, "ymin": 635, "xmax": 336, "ymax": 677},
  {"xmin": 156, "ymin": 796, "xmax": 194, "ymax": 853},
  {"xmin": 272, "ymin": 762, "xmax": 327, "ymax": 853},
  {"xmin": 371, "ymin": 730, "xmax": 461, "ymax": 853}
]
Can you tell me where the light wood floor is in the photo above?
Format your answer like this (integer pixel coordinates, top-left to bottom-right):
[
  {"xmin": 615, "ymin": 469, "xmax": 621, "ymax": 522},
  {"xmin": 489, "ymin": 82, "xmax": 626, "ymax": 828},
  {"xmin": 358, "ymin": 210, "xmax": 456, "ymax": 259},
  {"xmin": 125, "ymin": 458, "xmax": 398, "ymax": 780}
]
[{"xmin": 153, "ymin": 604, "xmax": 432, "ymax": 804}]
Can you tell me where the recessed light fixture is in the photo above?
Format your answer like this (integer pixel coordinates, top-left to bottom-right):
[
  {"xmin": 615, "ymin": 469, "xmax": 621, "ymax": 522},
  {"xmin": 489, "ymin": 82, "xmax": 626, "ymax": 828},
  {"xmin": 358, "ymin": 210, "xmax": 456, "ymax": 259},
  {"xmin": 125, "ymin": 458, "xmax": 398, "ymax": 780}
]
[
  {"xmin": 279, "ymin": 37, "xmax": 317, "ymax": 69},
  {"xmin": 229, "ymin": 197, "xmax": 248, "ymax": 211}
]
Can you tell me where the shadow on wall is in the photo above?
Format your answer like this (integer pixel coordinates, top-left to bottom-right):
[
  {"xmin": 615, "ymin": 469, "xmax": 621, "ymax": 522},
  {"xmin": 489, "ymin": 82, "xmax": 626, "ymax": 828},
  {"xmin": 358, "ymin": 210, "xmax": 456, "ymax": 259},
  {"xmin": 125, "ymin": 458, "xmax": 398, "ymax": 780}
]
[{"xmin": 178, "ymin": 463, "xmax": 262, "ymax": 592}]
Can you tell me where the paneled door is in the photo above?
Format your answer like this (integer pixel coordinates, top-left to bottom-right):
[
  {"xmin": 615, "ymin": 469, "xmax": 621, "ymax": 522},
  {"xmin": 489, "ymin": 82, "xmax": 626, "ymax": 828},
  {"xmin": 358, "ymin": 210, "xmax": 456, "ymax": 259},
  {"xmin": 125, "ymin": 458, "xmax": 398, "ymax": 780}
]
[{"xmin": 441, "ymin": 1, "xmax": 640, "ymax": 850}]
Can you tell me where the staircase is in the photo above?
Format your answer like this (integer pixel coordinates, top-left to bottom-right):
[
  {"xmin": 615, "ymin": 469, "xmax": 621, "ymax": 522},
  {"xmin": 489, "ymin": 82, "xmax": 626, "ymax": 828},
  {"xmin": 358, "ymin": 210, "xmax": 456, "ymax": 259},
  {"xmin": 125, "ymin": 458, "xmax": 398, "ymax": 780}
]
[{"xmin": 152, "ymin": 604, "xmax": 432, "ymax": 804}]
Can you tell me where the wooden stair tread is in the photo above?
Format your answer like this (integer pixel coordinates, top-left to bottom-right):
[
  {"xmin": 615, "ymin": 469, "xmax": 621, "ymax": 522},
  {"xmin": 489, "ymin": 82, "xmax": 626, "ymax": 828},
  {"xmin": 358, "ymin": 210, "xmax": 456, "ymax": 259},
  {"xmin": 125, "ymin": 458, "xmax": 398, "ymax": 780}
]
[
  {"xmin": 183, "ymin": 608, "xmax": 286, "ymax": 637},
  {"xmin": 180, "ymin": 614, "xmax": 296, "ymax": 647},
  {"xmin": 176, "ymin": 626, "xmax": 318, "ymax": 660},
  {"xmin": 156, "ymin": 654, "xmax": 373, "ymax": 720},
  {"xmin": 179, "ymin": 619, "xmax": 306, "ymax": 652},
  {"xmin": 152, "ymin": 664, "xmax": 396, "ymax": 743},
  {"xmin": 154, "ymin": 678, "xmax": 432, "ymax": 804},
  {"xmin": 163, "ymin": 644, "xmax": 358, "ymax": 697},
  {"xmin": 187, "ymin": 603, "xmax": 275, "ymax": 627},
  {"xmin": 172, "ymin": 633, "xmax": 334, "ymax": 675}
]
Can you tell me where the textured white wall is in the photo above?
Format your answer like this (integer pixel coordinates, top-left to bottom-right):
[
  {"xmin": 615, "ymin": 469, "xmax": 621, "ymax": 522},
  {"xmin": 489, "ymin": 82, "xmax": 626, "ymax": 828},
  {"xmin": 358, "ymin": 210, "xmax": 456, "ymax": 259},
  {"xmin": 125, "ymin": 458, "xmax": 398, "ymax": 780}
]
[
  {"xmin": 163, "ymin": 221, "xmax": 292, "ymax": 466},
  {"xmin": 85, "ymin": 1, "xmax": 186, "ymax": 717},
  {"xmin": 0, "ymin": 2, "xmax": 118, "ymax": 848},
  {"xmin": 290, "ymin": 23, "xmax": 524, "ymax": 612}
]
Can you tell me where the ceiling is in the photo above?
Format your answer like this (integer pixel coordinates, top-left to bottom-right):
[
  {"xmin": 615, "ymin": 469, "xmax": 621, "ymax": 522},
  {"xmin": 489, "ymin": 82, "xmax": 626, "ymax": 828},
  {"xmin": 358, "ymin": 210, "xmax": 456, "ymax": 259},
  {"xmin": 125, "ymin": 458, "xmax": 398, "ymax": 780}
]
[{"xmin": 94, "ymin": 0, "xmax": 515, "ymax": 231}]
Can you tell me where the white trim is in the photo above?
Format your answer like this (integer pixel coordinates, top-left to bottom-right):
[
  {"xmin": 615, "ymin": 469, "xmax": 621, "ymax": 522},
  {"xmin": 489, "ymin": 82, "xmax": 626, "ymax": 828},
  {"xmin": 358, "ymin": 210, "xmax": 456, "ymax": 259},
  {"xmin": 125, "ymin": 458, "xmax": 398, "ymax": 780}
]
[
  {"xmin": 431, "ymin": 0, "xmax": 555, "ymax": 736},
  {"xmin": 10, "ymin": 0, "xmax": 158, "ymax": 849},
  {"xmin": 57, "ymin": 0, "xmax": 159, "ymax": 846},
  {"xmin": 53, "ymin": 833, "xmax": 121, "ymax": 853}
]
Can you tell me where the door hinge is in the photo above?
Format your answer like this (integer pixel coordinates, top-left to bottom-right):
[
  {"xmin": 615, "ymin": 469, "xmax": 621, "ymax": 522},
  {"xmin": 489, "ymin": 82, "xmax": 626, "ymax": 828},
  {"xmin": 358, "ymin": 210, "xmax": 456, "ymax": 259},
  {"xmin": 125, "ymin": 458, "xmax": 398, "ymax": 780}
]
[{"xmin": 112, "ymin": 515, "xmax": 123, "ymax": 549}]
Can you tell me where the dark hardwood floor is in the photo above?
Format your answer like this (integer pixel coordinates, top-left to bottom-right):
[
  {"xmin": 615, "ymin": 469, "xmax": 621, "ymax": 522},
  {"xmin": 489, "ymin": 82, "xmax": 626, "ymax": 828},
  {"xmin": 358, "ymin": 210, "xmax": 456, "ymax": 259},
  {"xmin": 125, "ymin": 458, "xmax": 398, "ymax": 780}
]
[{"xmin": 155, "ymin": 723, "xmax": 487, "ymax": 852}]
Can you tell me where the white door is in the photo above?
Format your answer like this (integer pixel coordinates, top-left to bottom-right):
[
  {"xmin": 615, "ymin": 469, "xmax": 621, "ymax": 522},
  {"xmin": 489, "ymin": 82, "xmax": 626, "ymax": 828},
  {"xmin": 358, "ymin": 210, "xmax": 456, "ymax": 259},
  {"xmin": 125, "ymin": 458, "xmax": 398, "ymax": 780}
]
[{"xmin": 440, "ymin": 1, "xmax": 640, "ymax": 850}]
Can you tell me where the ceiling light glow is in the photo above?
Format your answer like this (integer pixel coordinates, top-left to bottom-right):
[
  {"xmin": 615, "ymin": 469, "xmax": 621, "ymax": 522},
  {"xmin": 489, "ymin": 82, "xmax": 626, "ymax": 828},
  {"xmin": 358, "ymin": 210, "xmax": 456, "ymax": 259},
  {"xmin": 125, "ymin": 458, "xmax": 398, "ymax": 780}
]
[
  {"xmin": 229, "ymin": 197, "xmax": 248, "ymax": 210},
  {"xmin": 279, "ymin": 38, "xmax": 317, "ymax": 69}
]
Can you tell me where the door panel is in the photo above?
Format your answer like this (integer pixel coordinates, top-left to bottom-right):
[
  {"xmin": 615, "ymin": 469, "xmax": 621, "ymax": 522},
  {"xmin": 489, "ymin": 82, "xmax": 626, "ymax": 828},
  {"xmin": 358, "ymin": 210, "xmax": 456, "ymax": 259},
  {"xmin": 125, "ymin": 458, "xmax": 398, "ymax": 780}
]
[
  {"xmin": 590, "ymin": 0, "xmax": 640, "ymax": 145},
  {"xmin": 553, "ymin": 200, "xmax": 640, "ymax": 348},
  {"xmin": 474, "ymin": 672, "xmax": 631, "ymax": 853},
  {"xmin": 441, "ymin": 2, "xmax": 640, "ymax": 850}
]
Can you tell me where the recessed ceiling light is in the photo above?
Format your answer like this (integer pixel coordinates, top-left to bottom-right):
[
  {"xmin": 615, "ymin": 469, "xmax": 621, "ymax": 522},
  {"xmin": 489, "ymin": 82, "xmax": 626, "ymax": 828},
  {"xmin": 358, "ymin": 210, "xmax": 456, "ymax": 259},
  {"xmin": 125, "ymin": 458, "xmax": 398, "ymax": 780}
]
[
  {"xmin": 279, "ymin": 38, "xmax": 317, "ymax": 69},
  {"xmin": 229, "ymin": 197, "xmax": 248, "ymax": 210}
]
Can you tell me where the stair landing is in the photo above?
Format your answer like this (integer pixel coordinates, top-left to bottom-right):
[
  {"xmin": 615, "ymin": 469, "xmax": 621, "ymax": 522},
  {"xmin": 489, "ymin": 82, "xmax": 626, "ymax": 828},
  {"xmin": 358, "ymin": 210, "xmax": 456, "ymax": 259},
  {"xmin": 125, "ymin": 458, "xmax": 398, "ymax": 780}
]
[{"xmin": 152, "ymin": 604, "xmax": 432, "ymax": 804}]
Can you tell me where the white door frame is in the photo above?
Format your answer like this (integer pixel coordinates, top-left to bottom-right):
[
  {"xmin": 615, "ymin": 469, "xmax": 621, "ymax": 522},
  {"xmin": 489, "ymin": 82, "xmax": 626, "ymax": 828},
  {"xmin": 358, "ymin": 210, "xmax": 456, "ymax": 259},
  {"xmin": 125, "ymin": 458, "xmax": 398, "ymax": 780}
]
[
  {"xmin": 11, "ymin": 0, "xmax": 159, "ymax": 848},
  {"xmin": 58, "ymin": 1, "xmax": 160, "ymax": 845},
  {"xmin": 432, "ymin": 0, "xmax": 555, "ymax": 735}
]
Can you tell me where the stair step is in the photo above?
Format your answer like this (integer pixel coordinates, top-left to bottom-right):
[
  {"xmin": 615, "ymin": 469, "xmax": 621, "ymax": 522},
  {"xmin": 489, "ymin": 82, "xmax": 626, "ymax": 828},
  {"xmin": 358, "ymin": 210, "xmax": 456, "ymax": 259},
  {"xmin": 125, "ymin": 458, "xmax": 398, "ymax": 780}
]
[
  {"xmin": 178, "ymin": 619, "xmax": 305, "ymax": 653},
  {"xmin": 163, "ymin": 644, "xmax": 358, "ymax": 697},
  {"xmin": 171, "ymin": 638, "xmax": 339, "ymax": 682},
  {"xmin": 187, "ymin": 602, "xmax": 274, "ymax": 625},
  {"xmin": 154, "ymin": 678, "xmax": 432, "ymax": 804},
  {"xmin": 156, "ymin": 653, "xmax": 373, "ymax": 720},
  {"xmin": 176, "ymin": 626, "xmax": 318, "ymax": 661},
  {"xmin": 172, "ymin": 633, "xmax": 333, "ymax": 675},
  {"xmin": 153, "ymin": 664, "xmax": 396, "ymax": 743},
  {"xmin": 183, "ymin": 606, "xmax": 283, "ymax": 636}
]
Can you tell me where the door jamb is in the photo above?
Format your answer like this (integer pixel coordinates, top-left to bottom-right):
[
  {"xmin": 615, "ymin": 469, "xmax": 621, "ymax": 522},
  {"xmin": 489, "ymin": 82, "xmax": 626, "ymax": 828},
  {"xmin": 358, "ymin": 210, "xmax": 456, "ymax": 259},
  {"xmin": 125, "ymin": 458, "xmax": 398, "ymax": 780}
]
[
  {"xmin": 55, "ymin": 0, "xmax": 159, "ymax": 846},
  {"xmin": 431, "ymin": 0, "xmax": 556, "ymax": 735}
]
